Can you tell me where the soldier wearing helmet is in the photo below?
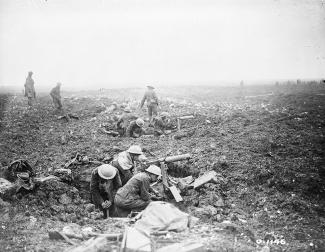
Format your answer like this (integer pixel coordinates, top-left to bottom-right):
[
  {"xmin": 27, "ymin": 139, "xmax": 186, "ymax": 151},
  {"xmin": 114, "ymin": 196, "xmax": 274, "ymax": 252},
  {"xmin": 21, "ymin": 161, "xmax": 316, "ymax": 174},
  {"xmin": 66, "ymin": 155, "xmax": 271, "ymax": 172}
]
[
  {"xmin": 24, "ymin": 71, "xmax": 36, "ymax": 106},
  {"xmin": 152, "ymin": 112, "xmax": 174, "ymax": 136},
  {"xmin": 116, "ymin": 107, "xmax": 137, "ymax": 136},
  {"xmin": 139, "ymin": 85, "xmax": 159, "ymax": 124},
  {"xmin": 125, "ymin": 118, "xmax": 146, "ymax": 138},
  {"xmin": 50, "ymin": 82, "xmax": 63, "ymax": 111},
  {"xmin": 111, "ymin": 145, "xmax": 147, "ymax": 185},
  {"xmin": 114, "ymin": 165, "xmax": 162, "ymax": 215},
  {"xmin": 90, "ymin": 164, "xmax": 122, "ymax": 218}
]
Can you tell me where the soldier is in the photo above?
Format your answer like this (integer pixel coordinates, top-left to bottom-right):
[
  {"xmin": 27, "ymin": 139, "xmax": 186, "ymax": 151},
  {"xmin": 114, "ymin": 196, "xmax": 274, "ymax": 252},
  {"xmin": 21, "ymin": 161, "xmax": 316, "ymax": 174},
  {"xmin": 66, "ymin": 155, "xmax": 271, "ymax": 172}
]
[
  {"xmin": 50, "ymin": 82, "xmax": 62, "ymax": 110},
  {"xmin": 90, "ymin": 164, "xmax": 122, "ymax": 218},
  {"xmin": 24, "ymin": 71, "xmax": 36, "ymax": 106},
  {"xmin": 116, "ymin": 107, "xmax": 137, "ymax": 136},
  {"xmin": 152, "ymin": 112, "xmax": 174, "ymax": 136},
  {"xmin": 140, "ymin": 85, "xmax": 159, "ymax": 123},
  {"xmin": 114, "ymin": 165, "xmax": 162, "ymax": 215},
  {"xmin": 111, "ymin": 145, "xmax": 146, "ymax": 185},
  {"xmin": 125, "ymin": 118, "xmax": 145, "ymax": 138}
]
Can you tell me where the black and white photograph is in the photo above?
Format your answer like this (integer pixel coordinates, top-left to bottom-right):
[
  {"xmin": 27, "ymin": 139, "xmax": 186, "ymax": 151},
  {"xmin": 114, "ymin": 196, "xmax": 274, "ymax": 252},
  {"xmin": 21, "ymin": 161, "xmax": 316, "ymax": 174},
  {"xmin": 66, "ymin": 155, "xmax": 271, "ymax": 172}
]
[{"xmin": 0, "ymin": 0, "xmax": 324, "ymax": 251}]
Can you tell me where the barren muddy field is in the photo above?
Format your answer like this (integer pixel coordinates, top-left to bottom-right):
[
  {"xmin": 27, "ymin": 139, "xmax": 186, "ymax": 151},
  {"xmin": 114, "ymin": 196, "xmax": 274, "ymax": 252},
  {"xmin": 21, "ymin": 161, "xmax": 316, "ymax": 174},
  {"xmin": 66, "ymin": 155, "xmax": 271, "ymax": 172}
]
[{"xmin": 0, "ymin": 84, "xmax": 324, "ymax": 251}]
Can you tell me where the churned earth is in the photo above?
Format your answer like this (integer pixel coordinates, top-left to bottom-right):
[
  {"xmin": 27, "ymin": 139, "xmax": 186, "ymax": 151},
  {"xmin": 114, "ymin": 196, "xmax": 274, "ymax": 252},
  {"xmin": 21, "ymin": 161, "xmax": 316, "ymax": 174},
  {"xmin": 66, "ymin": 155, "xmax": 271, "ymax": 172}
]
[{"xmin": 0, "ymin": 84, "xmax": 324, "ymax": 251}]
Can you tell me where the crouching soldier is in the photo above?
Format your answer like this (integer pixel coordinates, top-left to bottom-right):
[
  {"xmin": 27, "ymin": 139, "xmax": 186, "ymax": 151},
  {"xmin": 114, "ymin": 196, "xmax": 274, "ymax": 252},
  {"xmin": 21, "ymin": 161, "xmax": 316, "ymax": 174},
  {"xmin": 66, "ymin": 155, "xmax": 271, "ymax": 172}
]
[
  {"xmin": 90, "ymin": 164, "xmax": 122, "ymax": 218},
  {"xmin": 114, "ymin": 165, "xmax": 162, "ymax": 216},
  {"xmin": 152, "ymin": 112, "xmax": 174, "ymax": 136},
  {"xmin": 125, "ymin": 118, "xmax": 146, "ymax": 138},
  {"xmin": 116, "ymin": 107, "xmax": 137, "ymax": 136},
  {"xmin": 111, "ymin": 145, "xmax": 146, "ymax": 185}
]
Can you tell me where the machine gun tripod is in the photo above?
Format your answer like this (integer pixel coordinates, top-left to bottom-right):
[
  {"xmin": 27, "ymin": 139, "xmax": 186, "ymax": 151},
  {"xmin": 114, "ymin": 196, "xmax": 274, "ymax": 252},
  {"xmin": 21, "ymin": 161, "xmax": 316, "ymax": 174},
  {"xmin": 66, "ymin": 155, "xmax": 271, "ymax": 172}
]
[{"xmin": 146, "ymin": 153, "xmax": 191, "ymax": 202}]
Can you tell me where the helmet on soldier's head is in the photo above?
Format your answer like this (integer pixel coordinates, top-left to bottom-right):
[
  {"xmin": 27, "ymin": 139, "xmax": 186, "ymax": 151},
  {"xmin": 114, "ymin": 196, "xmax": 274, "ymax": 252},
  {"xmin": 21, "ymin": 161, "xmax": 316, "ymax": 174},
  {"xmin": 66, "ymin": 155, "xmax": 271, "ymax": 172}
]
[
  {"xmin": 127, "ymin": 145, "xmax": 143, "ymax": 155},
  {"xmin": 160, "ymin": 112, "xmax": 169, "ymax": 118},
  {"xmin": 124, "ymin": 107, "xmax": 131, "ymax": 113},
  {"xmin": 136, "ymin": 118, "xmax": 145, "ymax": 127},
  {"xmin": 138, "ymin": 154, "xmax": 148, "ymax": 162},
  {"xmin": 146, "ymin": 165, "xmax": 162, "ymax": 177},
  {"xmin": 147, "ymin": 85, "xmax": 154, "ymax": 89},
  {"xmin": 97, "ymin": 164, "xmax": 116, "ymax": 180},
  {"xmin": 28, "ymin": 71, "xmax": 33, "ymax": 75}
]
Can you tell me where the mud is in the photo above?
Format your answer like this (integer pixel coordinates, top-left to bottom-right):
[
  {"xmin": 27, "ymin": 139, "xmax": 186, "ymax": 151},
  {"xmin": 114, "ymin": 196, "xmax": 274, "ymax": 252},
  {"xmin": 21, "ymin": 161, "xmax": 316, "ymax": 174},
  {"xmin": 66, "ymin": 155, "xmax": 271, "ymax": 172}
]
[{"xmin": 0, "ymin": 83, "xmax": 325, "ymax": 251}]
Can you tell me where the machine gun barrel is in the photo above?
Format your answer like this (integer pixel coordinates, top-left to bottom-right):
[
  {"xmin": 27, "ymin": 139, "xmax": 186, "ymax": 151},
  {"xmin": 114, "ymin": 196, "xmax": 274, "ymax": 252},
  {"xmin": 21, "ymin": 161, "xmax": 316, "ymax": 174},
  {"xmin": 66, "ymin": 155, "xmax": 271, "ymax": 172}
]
[{"xmin": 147, "ymin": 153, "xmax": 191, "ymax": 165}]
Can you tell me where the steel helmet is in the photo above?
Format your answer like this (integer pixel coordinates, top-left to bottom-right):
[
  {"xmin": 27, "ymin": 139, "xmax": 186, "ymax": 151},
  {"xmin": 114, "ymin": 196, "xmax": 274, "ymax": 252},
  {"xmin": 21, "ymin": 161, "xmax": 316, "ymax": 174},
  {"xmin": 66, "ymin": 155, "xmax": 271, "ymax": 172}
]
[
  {"xmin": 146, "ymin": 165, "xmax": 162, "ymax": 177},
  {"xmin": 160, "ymin": 112, "xmax": 169, "ymax": 118},
  {"xmin": 97, "ymin": 164, "xmax": 117, "ymax": 180},
  {"xmin": 127, "ymin": 145, "xmax": 143, "ymax": 155},
  {"xmin": 138, "ymin": 154, "xmax": 148, "ymax": 162},
  {"xmin": 136, "ymin": 118, "xmax": 145, "ymax": 127},
  {"xmin": 124, "ymin": 107, "xmax": 131, "ymax": 113}
]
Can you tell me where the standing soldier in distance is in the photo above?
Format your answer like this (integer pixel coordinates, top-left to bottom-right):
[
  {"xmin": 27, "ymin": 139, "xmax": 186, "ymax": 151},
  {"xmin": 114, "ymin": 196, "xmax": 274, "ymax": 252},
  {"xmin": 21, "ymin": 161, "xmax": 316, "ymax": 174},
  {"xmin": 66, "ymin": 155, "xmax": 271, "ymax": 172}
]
[
  {"xmin": 140, "ymin": 85, "xmax": 159, "ymax": 124},
  {"xmin": 24, "ymin": 71, "xmax": 36, "ymax": 106},
  {"xmin": 50, "ymin": 82, "xmax": 63, "ymax": 111}
]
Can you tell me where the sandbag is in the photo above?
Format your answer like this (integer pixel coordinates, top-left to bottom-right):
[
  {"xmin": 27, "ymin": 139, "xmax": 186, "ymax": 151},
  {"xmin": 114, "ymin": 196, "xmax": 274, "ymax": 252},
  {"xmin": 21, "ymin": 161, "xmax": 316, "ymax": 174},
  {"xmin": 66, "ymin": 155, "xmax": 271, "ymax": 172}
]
[{"xmin": 134, "ymin": 201, "xmax": 190, "ymax": 232}]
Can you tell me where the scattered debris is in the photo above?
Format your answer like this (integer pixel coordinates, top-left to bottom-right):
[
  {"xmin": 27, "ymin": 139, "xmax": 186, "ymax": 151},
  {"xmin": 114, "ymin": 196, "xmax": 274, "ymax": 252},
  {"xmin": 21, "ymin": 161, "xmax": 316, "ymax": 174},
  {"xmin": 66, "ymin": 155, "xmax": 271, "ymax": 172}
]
[
  {"xmin": 0, "ymin": 177, "xmax": 16, "ymax": 199},
  {"xmin": 168, "ymin": 185, "xmax": 183, "ymax": 202},
  {"xmin": 177, "ymin": 115, "xmax": 195, "ymax": 130},
  {"xmin": 120, "ymin": 227, "xmax": 151, "ymax": 252},
  {"xmin": 192, "ymin": 171, "xmax": 217, "ymax": 189},
  {"xmin": 58, "ymin": 113, "xmax": 79, "ymax": 121},
  {"xmin": 157, "ymin": 242, "xmax": 204, "ymax": 252}
]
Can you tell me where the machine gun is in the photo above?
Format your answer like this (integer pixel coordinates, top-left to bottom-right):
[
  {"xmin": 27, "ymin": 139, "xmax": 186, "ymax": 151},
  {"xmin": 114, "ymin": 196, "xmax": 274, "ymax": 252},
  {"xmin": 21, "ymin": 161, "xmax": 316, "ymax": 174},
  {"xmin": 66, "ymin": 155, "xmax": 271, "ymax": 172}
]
[{"xmin": 146, "ymin": 153, "xmax": 191, "ymax": 202}]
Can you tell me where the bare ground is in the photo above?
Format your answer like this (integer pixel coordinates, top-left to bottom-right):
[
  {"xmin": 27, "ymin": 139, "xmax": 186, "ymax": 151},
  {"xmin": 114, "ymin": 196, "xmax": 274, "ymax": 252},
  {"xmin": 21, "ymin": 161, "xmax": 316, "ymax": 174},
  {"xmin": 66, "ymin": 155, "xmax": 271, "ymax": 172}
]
[{"xmin": 0, "ymin": 84, "xmax": 324, "ymax": 251}]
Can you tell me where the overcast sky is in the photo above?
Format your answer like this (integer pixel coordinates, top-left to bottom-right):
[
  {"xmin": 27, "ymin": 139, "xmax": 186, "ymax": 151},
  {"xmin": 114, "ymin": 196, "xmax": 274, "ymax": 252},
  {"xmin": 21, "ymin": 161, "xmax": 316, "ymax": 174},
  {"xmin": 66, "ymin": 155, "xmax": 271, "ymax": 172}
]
[{"xmin": 0, "ymin": 0, "xmax": 324, "ymax": 89}]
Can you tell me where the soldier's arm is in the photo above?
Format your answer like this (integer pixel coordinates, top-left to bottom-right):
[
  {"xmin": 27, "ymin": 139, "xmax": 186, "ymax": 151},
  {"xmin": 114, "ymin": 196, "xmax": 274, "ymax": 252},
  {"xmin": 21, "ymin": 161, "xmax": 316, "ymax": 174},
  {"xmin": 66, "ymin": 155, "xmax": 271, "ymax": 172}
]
[
  {"xmin": 125, "ymin": 122, "xmax": 133, "ymax": 137},
  {"xmin": 139, "ymin": 179, "xmax": 151, "ymax": 201},
  {"xmin": 116, "ymin": 115, "xmax": 123, "ymax": 128},
  {"xmin": 113, "ymin": 170, "xmax": 123, "ymax": 188},
  {"xmin": 90, "ymin": 173, "xmax": 104, "ymax": 205},
  {"xmin": 140, "ymin": 92, "xmax": 147, "ymax": 108},
  {"xmin": 153, "ymin": 92, "xmax": 159, "ymax": 105}
]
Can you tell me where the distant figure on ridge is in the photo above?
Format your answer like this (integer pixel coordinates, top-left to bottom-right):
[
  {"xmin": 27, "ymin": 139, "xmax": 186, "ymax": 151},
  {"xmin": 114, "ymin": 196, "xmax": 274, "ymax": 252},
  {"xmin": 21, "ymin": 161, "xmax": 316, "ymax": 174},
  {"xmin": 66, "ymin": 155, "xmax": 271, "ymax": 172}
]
[
  {"xmin": 50, "ymin": 82, "xmax": 62, "ymax": 111},
  {"xmin": 24, "ymin": 71, "xmax": 36, "ymax": 106}
]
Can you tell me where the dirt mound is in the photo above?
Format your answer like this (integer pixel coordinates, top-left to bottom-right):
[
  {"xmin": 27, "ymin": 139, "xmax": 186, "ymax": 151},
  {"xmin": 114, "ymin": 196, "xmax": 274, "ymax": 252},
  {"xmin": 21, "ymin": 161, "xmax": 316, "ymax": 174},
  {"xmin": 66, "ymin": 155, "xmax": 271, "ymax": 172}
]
[{"xmin": 11, "ymin": 178, "xmax": 100, "ymax": 223}]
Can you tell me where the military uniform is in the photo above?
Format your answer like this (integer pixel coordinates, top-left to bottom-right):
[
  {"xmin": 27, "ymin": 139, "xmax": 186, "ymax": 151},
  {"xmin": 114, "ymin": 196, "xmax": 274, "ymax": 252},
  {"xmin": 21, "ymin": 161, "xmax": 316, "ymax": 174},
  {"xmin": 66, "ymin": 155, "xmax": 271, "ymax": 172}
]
[
  {"xmin": 90, "ymin": 166, "xmax": 122, "ymax": 218},
  {"xmin": 140, "ymin": 89, "xmax": 159, "ymax": 122},
  {"xmin": 152, "ymin": 116, "xmax": 175, "ymax": 136},
  {"xmin": 24, "ymin": 76, "xmax": 36, "ymax": 106},
  {"xmin": 114, "ymin": 172, "xmax": 154, "ymax": 213},
  {"xmin": 111, "ymin": 151, "xmax": 135, "ymax": 185},
  {"xmin": 116, "ymin": 113, "xmax": 137, "ymax": 136},
  {"xmin": 125, "ymin": 120, "xmax": 145, "ymax": 138},
  {"xmin": 50, "ymin": 85, "xmax": 62, "ymax": 110}
]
